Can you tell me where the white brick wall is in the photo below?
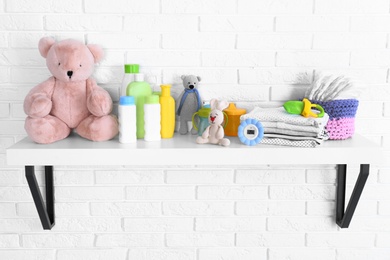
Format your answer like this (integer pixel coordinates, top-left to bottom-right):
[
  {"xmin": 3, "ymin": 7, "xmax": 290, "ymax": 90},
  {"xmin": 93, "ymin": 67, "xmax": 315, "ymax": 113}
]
[{"xmin": 0, "ymin": 0, "xmax": 390, "ymax": 259}]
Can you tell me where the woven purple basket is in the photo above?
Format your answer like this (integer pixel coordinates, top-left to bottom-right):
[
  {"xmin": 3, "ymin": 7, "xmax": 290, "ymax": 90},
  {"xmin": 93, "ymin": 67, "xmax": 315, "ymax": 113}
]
[{"xmin": 311, "ymin": 99, "xmax": 359, "ymax": 140}]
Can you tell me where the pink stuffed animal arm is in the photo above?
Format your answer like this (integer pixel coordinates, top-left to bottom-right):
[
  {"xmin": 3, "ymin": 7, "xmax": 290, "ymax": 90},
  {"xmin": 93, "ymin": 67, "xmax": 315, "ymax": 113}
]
[
  {"xmin": 24, "ymin": 77, "xmax": 55, "ymax": 118},
  {"xmin": 86, "ymin": 78, "xmax": 113, "ymax": 117}
]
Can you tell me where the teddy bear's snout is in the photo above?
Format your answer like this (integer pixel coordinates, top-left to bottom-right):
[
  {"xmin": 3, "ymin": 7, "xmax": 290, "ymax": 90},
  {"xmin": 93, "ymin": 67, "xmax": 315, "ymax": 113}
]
[
  {"xmin": 189, "ymin": 85, "xmax": 194, "ymax": 89},
  {"xmin": 67, "ymin": 71, "xmax": 73, "ymax": 79}
]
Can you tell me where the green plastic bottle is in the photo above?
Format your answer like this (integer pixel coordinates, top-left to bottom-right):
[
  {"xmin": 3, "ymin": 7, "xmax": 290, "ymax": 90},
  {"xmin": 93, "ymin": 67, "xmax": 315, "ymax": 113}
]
[{"xmin": 126, "ymin": 73, "xmax": 152, "ymax": 139}]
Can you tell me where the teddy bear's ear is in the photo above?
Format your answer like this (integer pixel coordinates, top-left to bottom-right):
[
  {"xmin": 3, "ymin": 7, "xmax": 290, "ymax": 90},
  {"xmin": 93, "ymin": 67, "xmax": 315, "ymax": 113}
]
[
  {"xmin": 210, "ymin": 99, "xmax": 218, "ymax": 110},
  {"xmin": 38, "ymin": 37, "xmax": 56, "ymax": 58},
  {"xmin": 217, "ymin": 100, "xmax": 229, "ymax": 111},
  {"xmin": 181, "ymin": 75, "xmax": 186, "ymax": 80},
  {"xmin": 197, "ymin": 76, "xmax": 201, "ymax": 82},
  {"xmin": 87, "ymin": 44, "xmax": 104, "ymax": 63}
]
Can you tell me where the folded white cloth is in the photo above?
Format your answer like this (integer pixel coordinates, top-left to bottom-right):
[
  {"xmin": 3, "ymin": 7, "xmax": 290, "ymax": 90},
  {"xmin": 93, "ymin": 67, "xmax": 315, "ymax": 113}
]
[
  {"xmin": 264, "ymin": 133, "xmax": 329, "ymax": 143},
  {"xmin": 304, "ymin": 73, "xmax": 360, "ymax": 101},
  {"xmin": 263, "ymin": 127, "xmax": 320, "ymax": 137},
  {"xmin": 261, "ymin": 121, "xmax": 327, "ymax": 135},
  {"xmin": 241, "ymin": 106, "xmax": 330, "ymax": 148},
  {"xmin": 261, "ymin": 128, "xmax": 328, "ymax": 148},
  {"xmin": 261, "ymin": 137, "xmax": 322, "ymax": 148},
  {"xmin": 264, "ymin": 133, "xmax": 328, "ymax": 142},
  {"xmin": 241, "ymin": 107, "xmax": 329, "ymax": 128}
]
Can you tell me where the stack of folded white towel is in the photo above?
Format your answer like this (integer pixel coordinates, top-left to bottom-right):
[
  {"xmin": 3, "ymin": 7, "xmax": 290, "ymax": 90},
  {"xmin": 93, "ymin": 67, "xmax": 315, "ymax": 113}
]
[{"xmin": 241, "ymin": 107, "xmax": 329, "ymax": 148}]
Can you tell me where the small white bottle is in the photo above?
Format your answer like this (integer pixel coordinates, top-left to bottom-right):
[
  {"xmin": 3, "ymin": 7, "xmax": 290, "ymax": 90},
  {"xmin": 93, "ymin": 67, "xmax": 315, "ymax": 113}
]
[
  {"xmin": 120, "ymin": 64, "xmax": 139, "ymax": 97},
  {"xmin": 144, "ymin": 95, "xmax": 161, "ymax": 141},
  {"xmin": 119, "ymin": 96, "xmax": 137, "ymax": 143}
]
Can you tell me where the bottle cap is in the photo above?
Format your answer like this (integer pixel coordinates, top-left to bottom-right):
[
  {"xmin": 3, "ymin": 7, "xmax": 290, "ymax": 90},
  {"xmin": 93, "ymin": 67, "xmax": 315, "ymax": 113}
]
[
  {"xmin": 120, "ymin": 96, "xmax": 135, "ymax": 105},
  {"xmin": 134, "ymin": 73, "xmax": 144, "ymax": 82},
  {"xmin": 223, "ymin": 103, "xmax": 246, "ymax": 116},
  {"xmin": 124, "ymin": 64, "xmax": 139, "ymax": 74},
  {"xmin": 160, "ymin": 84, "xmax": 171, "ymax": 96},
  {"xmin": 146, "ymin": 95, "xmax": 160, "ymax": 104},
  {"xmin": 160, "ymin": 84, "xmax": 171, "ymax": 89}
]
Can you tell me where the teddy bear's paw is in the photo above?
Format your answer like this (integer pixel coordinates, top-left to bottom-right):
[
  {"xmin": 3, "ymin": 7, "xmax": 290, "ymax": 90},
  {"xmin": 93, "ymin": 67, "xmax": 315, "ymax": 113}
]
[
  {"xmin": 77, "ymin": 115, "xmax": 118, "ymax": 142},
  {"xmin": 25, "ymin": 115, "xmax": 71, "ymax": 144},
  {"xmin": 179, "ymin": 129, "xmax": 188, "ymax": 135},
  {"xmin": 87, "ymin": 91, "xmax": 112, "ymax": 117},
  {"xmin": 27, "ymin": 94, "xmax": 52, "ymax": 118},
  {"xmin": 179, "ymin": 120, "xmax": 189, "ymax": 135}
]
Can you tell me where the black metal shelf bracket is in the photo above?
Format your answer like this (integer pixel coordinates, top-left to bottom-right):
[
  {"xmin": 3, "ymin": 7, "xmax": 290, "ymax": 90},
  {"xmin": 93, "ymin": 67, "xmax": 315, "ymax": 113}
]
[
  {"xmin": 336, "ymin": 164, "xmax": 369, "ymax": 228},
  {"xmin": 23, "ymin": 163, "xmax": 369, "ymax": 230},
  {"xmin": 25, "ymin": 166, "xmax": 55, "ymax": 230}
]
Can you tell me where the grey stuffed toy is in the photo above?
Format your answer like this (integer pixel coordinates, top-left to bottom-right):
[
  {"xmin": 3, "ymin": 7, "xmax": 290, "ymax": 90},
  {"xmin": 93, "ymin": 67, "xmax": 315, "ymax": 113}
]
[{"xmin": 176, "ymin": 75, "xmax": 202, "ymax": 135}]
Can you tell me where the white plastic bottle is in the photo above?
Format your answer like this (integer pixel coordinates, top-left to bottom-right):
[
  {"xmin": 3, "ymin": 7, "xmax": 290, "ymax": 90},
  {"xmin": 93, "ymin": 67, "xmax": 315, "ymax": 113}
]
[
  {"xmin": 144, "ymin": 95, "xmax": 161, "ymax": 141},
  {"xmin": 120, "ymin": 64, "xmax": 139, "ymax": 97},
  {"xmin": 118, "ymin": 96, "xmax": 137, "ymax": 143}
]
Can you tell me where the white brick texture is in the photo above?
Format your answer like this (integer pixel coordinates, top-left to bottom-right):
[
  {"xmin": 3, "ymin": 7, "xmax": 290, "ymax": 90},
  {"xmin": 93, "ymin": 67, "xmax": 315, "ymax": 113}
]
[{"xmin": 1, "ymin": 0, "xmax": 390, "ymax": 259}]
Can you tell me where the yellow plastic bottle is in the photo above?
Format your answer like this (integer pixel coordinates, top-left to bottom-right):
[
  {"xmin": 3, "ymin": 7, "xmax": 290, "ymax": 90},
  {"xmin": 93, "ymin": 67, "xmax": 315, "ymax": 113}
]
[{"xmin": 160, "ymin": 84, "xmax": 175, "ymax": 138}]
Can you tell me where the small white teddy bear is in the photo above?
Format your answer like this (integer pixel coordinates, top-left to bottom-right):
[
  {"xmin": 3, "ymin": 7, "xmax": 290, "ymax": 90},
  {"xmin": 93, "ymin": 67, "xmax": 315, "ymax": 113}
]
[{"xmin": 196, "ymin": 99, "xmax": 230, "ymax": 147}]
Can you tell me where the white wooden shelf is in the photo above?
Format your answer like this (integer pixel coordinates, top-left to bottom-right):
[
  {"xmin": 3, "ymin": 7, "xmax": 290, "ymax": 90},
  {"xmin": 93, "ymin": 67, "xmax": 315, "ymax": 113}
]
[
  {"xmin": 6, "ymin": 133, "xmax": 384, "ymax": 230},
  {"xmin": 7, "ymin": 133, "xmax": 383, "ymax": 166}
]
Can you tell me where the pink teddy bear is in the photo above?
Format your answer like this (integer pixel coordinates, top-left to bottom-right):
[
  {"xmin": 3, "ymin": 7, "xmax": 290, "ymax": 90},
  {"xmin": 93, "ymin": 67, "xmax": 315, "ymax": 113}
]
[{"xmin": 24, "ymin": 37, "xmax": 118, "ymax": 144}]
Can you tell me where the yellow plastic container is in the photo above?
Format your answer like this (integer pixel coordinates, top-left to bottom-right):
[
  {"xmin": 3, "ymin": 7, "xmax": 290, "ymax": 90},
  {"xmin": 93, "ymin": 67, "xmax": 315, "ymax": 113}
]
[
  {"xmin": 223, "ymin": 103, "xmax": 246, "ymax": 137},
  {"xmin": 159, "ymin": 84, "xmax": 175, "ymax": 138}
]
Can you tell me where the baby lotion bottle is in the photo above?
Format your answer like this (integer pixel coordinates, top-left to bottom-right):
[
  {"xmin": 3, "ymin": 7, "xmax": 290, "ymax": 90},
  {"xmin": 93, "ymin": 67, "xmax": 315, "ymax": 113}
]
[
  {"xmin": 118, "ymin": 96, "xmax": 137, "ymax": 143},
  {"xmin": 121, "ymin": 64, "xmax": 139, "ymax": 96},
  {"xmin": 144, "ymin": 95, "xmax": 161, "ymax": 141},
  {"xmin": 159, "ymin": 84, "xmax": 175, "ymax": 138},
  {"xmin": 127, "ymin": 73, "xmax": 152, "ymax": 139}
]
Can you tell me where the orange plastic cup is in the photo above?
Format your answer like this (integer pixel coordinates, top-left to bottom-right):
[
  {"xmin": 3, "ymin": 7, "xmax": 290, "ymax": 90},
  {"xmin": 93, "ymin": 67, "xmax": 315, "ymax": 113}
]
[{"xmin": 223, "ymin": 103, "xmax": 246, "ymax": 137}]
